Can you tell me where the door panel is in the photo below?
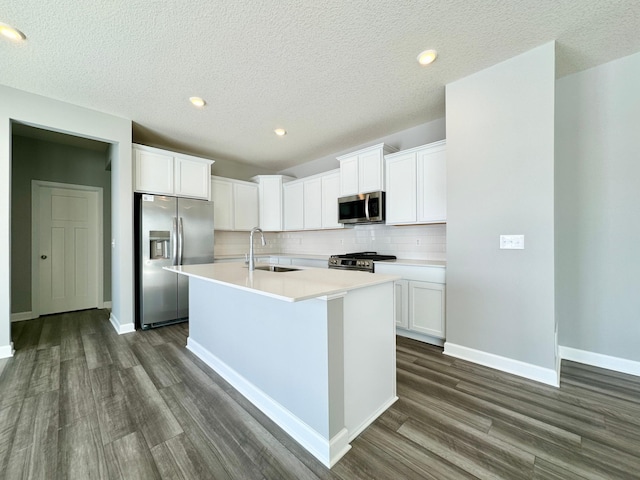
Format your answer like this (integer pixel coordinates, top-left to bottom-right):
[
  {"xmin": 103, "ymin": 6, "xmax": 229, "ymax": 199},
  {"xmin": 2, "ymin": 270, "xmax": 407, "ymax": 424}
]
[
  {"xmin": 38, "ymin": 186, "xmax": 98, "ymax": 315},
  {"xmin": 140, "ymin": 195, "xmax": 178, "ymax": 327},
  {"xmin": 177, "ymin": 197, "xmax": 214, "ymax": 320}
]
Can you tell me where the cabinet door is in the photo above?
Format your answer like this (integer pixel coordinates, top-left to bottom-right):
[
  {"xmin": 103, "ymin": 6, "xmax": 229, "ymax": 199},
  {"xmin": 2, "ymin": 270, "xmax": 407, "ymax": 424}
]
[
  {"xmin": 385, "ymin": 152, "xmax": 417, "ymax": 224},
  {"xmin": 174, "ymin": 157, "xmax": 210, "ymax": 199},
  {"xmin": 258, "ymin": 176, "xmax": 283, "ymax": 231},
  {"xmin": 409, "ymin": 281, "xmax": 445, "ymax": 338},
  {"xmin": 283, "ymin": 182, "xmax": 304, "ymax": 230},
  {"xmin": 134, "ymin": 149, "xmax": 174, "ymax": 195},
  {"xmin": 233, "ymin": 182, "xmax": 259, "ymax": 231},
  {"xmin": 303, "ymin": 177, "xmax": 322, "ymax": 230},
  {"xmin": 417, "ymin": 146, "xmax": 447, "ymax": 223},
  {"xmin": 339, "ymin": 155, "xmax": 359, "ymax": 196},
  {"xmin": 210, "ymin": 178, "xmax": 233, "ymax": 230},
  {"xmin": 321, "ymin": 172, "xmax": 342, "ymax": 229},
  {"xmin": 358, "ymin": 149, "xmax": 384, "ymax": 193},
  {"xmin": 394, "ymin": 280, "xmax": 409, "ymax": 329}
]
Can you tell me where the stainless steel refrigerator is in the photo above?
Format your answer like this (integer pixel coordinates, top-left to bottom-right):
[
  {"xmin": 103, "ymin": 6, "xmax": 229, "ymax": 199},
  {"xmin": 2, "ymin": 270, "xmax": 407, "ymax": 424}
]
[{"xmin": 135, "ymin": 193, "xmax": 214, "ymax": 329}]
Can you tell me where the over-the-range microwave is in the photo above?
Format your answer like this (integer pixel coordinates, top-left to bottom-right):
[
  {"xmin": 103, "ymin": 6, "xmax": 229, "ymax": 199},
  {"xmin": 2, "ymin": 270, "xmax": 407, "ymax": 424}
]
[{"xmin": 338, "ymin": 191, "xmax": 385, "ymax": 224}]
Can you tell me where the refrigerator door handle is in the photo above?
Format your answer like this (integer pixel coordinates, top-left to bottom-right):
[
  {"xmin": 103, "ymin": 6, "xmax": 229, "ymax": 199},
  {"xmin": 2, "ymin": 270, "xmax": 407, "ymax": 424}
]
[
  {"xmin": 172, "ymin": 217, "xmax": 178, "ymax": 265},
  {"xmin": 178, "ymin": 217, "xmax": 184, "ymax": 265}
]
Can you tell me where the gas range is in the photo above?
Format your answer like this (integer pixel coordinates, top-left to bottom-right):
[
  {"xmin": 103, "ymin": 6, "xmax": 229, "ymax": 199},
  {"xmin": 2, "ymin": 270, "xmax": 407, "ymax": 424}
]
[{"xmin": 328, "ymin": 251, "xmax": 397, "ymax": 273}]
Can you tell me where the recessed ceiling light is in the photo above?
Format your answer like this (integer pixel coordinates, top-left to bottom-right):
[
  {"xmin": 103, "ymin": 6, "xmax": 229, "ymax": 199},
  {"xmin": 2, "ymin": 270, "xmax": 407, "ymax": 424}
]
[
  {"xmin": 274, "ymin": 128, "xmax": 287, "ymax": 136},
  {"xmin": 0, "ymin": 22, "xmax": 26, "ymax": 42},
  {"xmin": 417, "ymin": 49, "xmax": 438, "ymax": 66},
  {"xmin": 189, "ymin": 96, "xmax": 206, "ymax": 107}
]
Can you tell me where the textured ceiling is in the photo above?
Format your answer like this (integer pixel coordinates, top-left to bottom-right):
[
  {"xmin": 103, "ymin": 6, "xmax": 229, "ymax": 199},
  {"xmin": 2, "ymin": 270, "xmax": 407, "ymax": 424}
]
[{"xmin": 2, "ymin": 1, "xmax": 639, "ymax": 171}]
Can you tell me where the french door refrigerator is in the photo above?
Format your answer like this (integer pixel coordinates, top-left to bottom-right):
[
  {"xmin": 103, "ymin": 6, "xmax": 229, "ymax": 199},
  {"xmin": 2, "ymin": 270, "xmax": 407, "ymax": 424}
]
[{"xmin": 135, "ymin": 193, "xmax": 214, "ymax": 329}]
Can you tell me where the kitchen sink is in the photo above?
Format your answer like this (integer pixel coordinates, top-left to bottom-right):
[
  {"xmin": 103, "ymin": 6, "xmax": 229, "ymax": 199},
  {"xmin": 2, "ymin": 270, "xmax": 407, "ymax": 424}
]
[{"xmin": 254, "ymin": 265, "xmax": 300, "ymax": 273}]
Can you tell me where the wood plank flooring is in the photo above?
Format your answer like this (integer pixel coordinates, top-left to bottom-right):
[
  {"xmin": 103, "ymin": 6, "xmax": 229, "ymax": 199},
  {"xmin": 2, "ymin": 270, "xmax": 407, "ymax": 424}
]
[{"xmin": 1, "ymin": 309, "xmax": 639, "ymax": 479}]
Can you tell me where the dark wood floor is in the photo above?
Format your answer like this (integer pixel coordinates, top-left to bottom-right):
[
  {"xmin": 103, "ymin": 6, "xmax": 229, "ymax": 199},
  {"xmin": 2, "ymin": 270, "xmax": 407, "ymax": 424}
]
[{"xmin": 1, "ymin": 310, "xmax": 639, "ymax": 479}]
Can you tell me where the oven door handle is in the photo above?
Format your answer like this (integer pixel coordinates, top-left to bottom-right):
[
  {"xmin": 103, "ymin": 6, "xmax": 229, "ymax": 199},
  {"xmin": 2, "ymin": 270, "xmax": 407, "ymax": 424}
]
[{"xmin": 364, "ymin": 193, "xmax": 370, "ymax": 221}]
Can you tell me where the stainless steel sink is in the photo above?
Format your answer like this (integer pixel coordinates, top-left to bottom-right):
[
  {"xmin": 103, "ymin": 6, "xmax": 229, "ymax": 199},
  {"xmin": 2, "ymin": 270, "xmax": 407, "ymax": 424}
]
[{"xmin": 254, "ymin": 265, "xmax": 300, "ymax": 273}]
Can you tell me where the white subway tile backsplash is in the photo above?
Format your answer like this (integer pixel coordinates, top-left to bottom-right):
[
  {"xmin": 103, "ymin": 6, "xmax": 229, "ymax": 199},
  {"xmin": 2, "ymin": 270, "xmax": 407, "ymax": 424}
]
[{"xmin": 214, "ymin": 224, "xmax": 446, "ymax": 260}]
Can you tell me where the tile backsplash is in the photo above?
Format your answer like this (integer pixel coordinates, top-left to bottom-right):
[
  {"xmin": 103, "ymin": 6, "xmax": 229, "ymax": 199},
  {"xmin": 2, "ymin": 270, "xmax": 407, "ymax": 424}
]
[{"xmin": 215, "ymin": 224, "xmax": 446, "ymax": 261}]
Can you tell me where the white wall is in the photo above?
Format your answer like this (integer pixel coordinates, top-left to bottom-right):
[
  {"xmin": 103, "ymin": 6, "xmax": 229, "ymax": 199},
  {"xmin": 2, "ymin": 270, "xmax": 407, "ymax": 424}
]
[
  {"xmin": 444, "ymin": 43, "xmax": 557, "ymax": 385},
  {"xmin": 556, "ymin": 51, "xmax": 640, "ymax": 362},
  {"xmin": 0, "ymin": 85, "xmax": 133, "ymax": 356},
  {"xmin": 279, "ymin": 118, "xmax": 446, "ymax": 179}
]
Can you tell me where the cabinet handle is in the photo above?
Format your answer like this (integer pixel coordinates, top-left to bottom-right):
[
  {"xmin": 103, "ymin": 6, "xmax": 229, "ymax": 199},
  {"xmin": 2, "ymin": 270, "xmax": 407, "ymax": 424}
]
[{"xmin": 41, "ymin": 255, "xmax": 47, "ymax": 260}]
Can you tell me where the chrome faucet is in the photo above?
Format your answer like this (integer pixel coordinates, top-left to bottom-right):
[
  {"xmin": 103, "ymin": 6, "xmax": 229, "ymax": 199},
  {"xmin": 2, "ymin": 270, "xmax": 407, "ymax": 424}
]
[{"xmin": 248, "ymin": 227, "xmax": 266, "ymax": 271}]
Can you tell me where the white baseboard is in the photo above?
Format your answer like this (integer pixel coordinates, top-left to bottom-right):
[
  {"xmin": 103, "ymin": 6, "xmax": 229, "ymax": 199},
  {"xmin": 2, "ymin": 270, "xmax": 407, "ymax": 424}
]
[
  {"xmin": 396, "ymin": 328, "xmax": 444, "ymax": 347},
  {"xmin": 559, "ymin": 345, "xmax": 640, "ymax": 377},
  {"xmin": 187, "ymin": 337, "xmax": 351, "ymax": 468},
  {"xmin": 109, "ymin": 312, "xmax": 135, "ymax": 335},
  {"xmin": 0, "ymin": 342, "xmax": 15, "ymax": 358},
  {"xmin": 443, "ymin": 342, "xmax": 559, "ymax": 387},
  {"xmin": 102, "ymin": 301, "xmax": 112, "ymax": 309},
  {"xmin": 10, "ymin": 311, "xmax": 37, "ymax": 322}
]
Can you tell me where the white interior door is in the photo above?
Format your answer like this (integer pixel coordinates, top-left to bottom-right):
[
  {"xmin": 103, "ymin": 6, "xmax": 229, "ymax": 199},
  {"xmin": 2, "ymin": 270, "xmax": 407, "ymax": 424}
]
[{"xmin": 37, "ymin": 185, "xmax": 99, "ymax": 315}]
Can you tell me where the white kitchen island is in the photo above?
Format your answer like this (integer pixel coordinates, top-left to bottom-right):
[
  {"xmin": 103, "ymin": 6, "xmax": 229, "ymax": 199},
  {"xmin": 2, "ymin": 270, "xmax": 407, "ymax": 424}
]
[{"xmin": 164, "ymin": 262, "xmax": 399, "ymax": 468}]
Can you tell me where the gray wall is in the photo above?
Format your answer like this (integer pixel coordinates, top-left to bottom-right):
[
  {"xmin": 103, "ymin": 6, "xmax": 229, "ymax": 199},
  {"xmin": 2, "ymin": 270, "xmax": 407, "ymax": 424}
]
[
  {"xmin": 11, "ymin": 135, "xmax": 112, "ymax": 313},
  {"xmin": 555, "ymin": 51, "xmax": 640, "ymax": 362},
  {"xmin": 445, "ymin": 43, "xmax": 557, "ymax": 372}
]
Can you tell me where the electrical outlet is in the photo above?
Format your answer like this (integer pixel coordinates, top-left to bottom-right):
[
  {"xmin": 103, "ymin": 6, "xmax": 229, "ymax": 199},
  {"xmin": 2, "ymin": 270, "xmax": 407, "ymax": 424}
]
[{"xmin": 500, "ymin": 235, "xmax": 524, "ymax": 249}]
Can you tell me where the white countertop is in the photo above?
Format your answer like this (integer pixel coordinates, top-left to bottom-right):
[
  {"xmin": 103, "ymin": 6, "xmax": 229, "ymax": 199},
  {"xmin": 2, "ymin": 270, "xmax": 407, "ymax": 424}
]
[
  {"xmin": 383, "ymin": 258, "xmax": 446, "ymax": 268},
  {"xmin": 165, "ymin": 262, "xmax": 399, "ymax": 302}
]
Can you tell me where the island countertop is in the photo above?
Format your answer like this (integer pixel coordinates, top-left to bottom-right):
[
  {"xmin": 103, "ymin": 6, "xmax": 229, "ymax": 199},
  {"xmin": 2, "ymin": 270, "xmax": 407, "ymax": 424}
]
[{"xmin": 164, "ymin": 262, "xmax": 399, "ymax": 302}]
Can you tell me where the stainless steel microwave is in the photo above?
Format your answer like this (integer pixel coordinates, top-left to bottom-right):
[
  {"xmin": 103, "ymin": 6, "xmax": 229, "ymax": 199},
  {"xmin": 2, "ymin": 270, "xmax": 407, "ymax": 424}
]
[{"xmin": 338, "ymin": 191, "xmax": 385, "ymax": 224}]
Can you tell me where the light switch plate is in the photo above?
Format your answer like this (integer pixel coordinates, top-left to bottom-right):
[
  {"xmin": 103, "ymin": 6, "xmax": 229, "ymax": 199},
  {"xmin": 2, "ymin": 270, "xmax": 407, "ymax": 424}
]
[{"xmin": 500, "ymin": 235, "xmax": 524, "ymax": 249}]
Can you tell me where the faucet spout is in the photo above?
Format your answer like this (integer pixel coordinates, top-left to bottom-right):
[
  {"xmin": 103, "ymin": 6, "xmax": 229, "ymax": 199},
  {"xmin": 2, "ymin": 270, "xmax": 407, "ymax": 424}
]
[{"xmin": 248, "ymin": 227, "xmax": 266, "ymax": 271}]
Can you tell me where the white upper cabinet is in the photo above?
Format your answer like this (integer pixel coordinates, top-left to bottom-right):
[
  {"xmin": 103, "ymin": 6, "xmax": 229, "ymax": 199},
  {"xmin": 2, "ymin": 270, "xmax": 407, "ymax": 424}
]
[
  {"xmin": 417, "ymin": 145, "xmax": 447, "ymax": 223},
  {"xmin": 339, "ymin": 155, "xmax": 359, "ymax": 196},
  {"xmin": 337, "ymin": 143, "xmax": 398, "ymax": 196},
  {"xmin": 233, "ymin": 182, "xmax": 259, "ymax": 231},
  {"xmin": 252, "ymin": 175, "xmax": 294, "ymax": 231},
  {"xmin": 283, "ymin": 169, "xmax": 343, "ymax": 231},
  {"xmin": 133, "ymin": 144, "xmax": 213, "ymax": 199},
  {"xmin": 321, "ymin": 171, "xmax": 343, "ymax": 229},
  {"xmin": 210, "ymin": 177, "xmax": 234, "ymax": 230},
  {"xmin": 385, "ymin": 151, "xmax": 417, "ymax": 224},
  {"xmin": 283, "ymin": 181, "xmax": 304, "ymax": 231},
  {"xmin": 210, "ymin": 176, "xmax": 258, "ymax": 231},
  {"xmin": 174, "ymin": 157, "xmax": 211, "ymax": 199},
  {"xmin": 134, "ymin": 148, "xmax": 174, "ymax": 195},
  {"xmin": 385, "ymin": 140, "xmax": 446, "ymax": 225},
  {"xmin": 303, "ymin": 177, "xmax": 322, "ymax": 230}
]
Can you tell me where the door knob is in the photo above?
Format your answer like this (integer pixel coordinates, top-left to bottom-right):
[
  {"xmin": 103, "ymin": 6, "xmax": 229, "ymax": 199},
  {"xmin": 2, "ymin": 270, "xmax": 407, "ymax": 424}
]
[{"xmin": 41, "ymin": 255, "xmax": 47, "ymax": 259}]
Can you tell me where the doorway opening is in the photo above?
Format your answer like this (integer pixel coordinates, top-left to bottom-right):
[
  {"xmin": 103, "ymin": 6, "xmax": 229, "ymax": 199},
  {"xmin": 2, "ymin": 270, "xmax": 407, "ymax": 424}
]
[{"xmin": 10, "ymin": 123, "xmax": 113, "ymax": 323}]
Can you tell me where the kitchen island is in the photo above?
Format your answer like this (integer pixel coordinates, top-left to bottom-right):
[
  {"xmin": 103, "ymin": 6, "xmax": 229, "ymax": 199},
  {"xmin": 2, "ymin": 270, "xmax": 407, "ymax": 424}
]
[{"xmin": 164, "ymin": 262, "xmax": 398, "ymax": 467}]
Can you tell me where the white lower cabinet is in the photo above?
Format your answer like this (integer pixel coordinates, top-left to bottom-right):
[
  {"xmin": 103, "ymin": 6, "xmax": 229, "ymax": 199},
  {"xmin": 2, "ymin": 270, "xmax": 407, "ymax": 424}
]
[
  {"xmin": 375, "ymin": 263, "xmax": 446, "ymax": 346},
  {"xmin": 408, "ymin": 281, "xmax": 445, "ymax": 338},
  {"xmin": 394, "ymin": 280, "xmax": 409, "ymax": 329}
]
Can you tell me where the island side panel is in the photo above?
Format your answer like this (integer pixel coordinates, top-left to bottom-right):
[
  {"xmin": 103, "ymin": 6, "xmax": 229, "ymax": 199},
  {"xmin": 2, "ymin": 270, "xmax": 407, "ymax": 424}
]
[
  {"xmin": 343, "ymin": 281, "xmax": 397, "ymax": 439},
  {"xmin": 187, "ymin": 276, "xmax": 341, "ymax": 439}
]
